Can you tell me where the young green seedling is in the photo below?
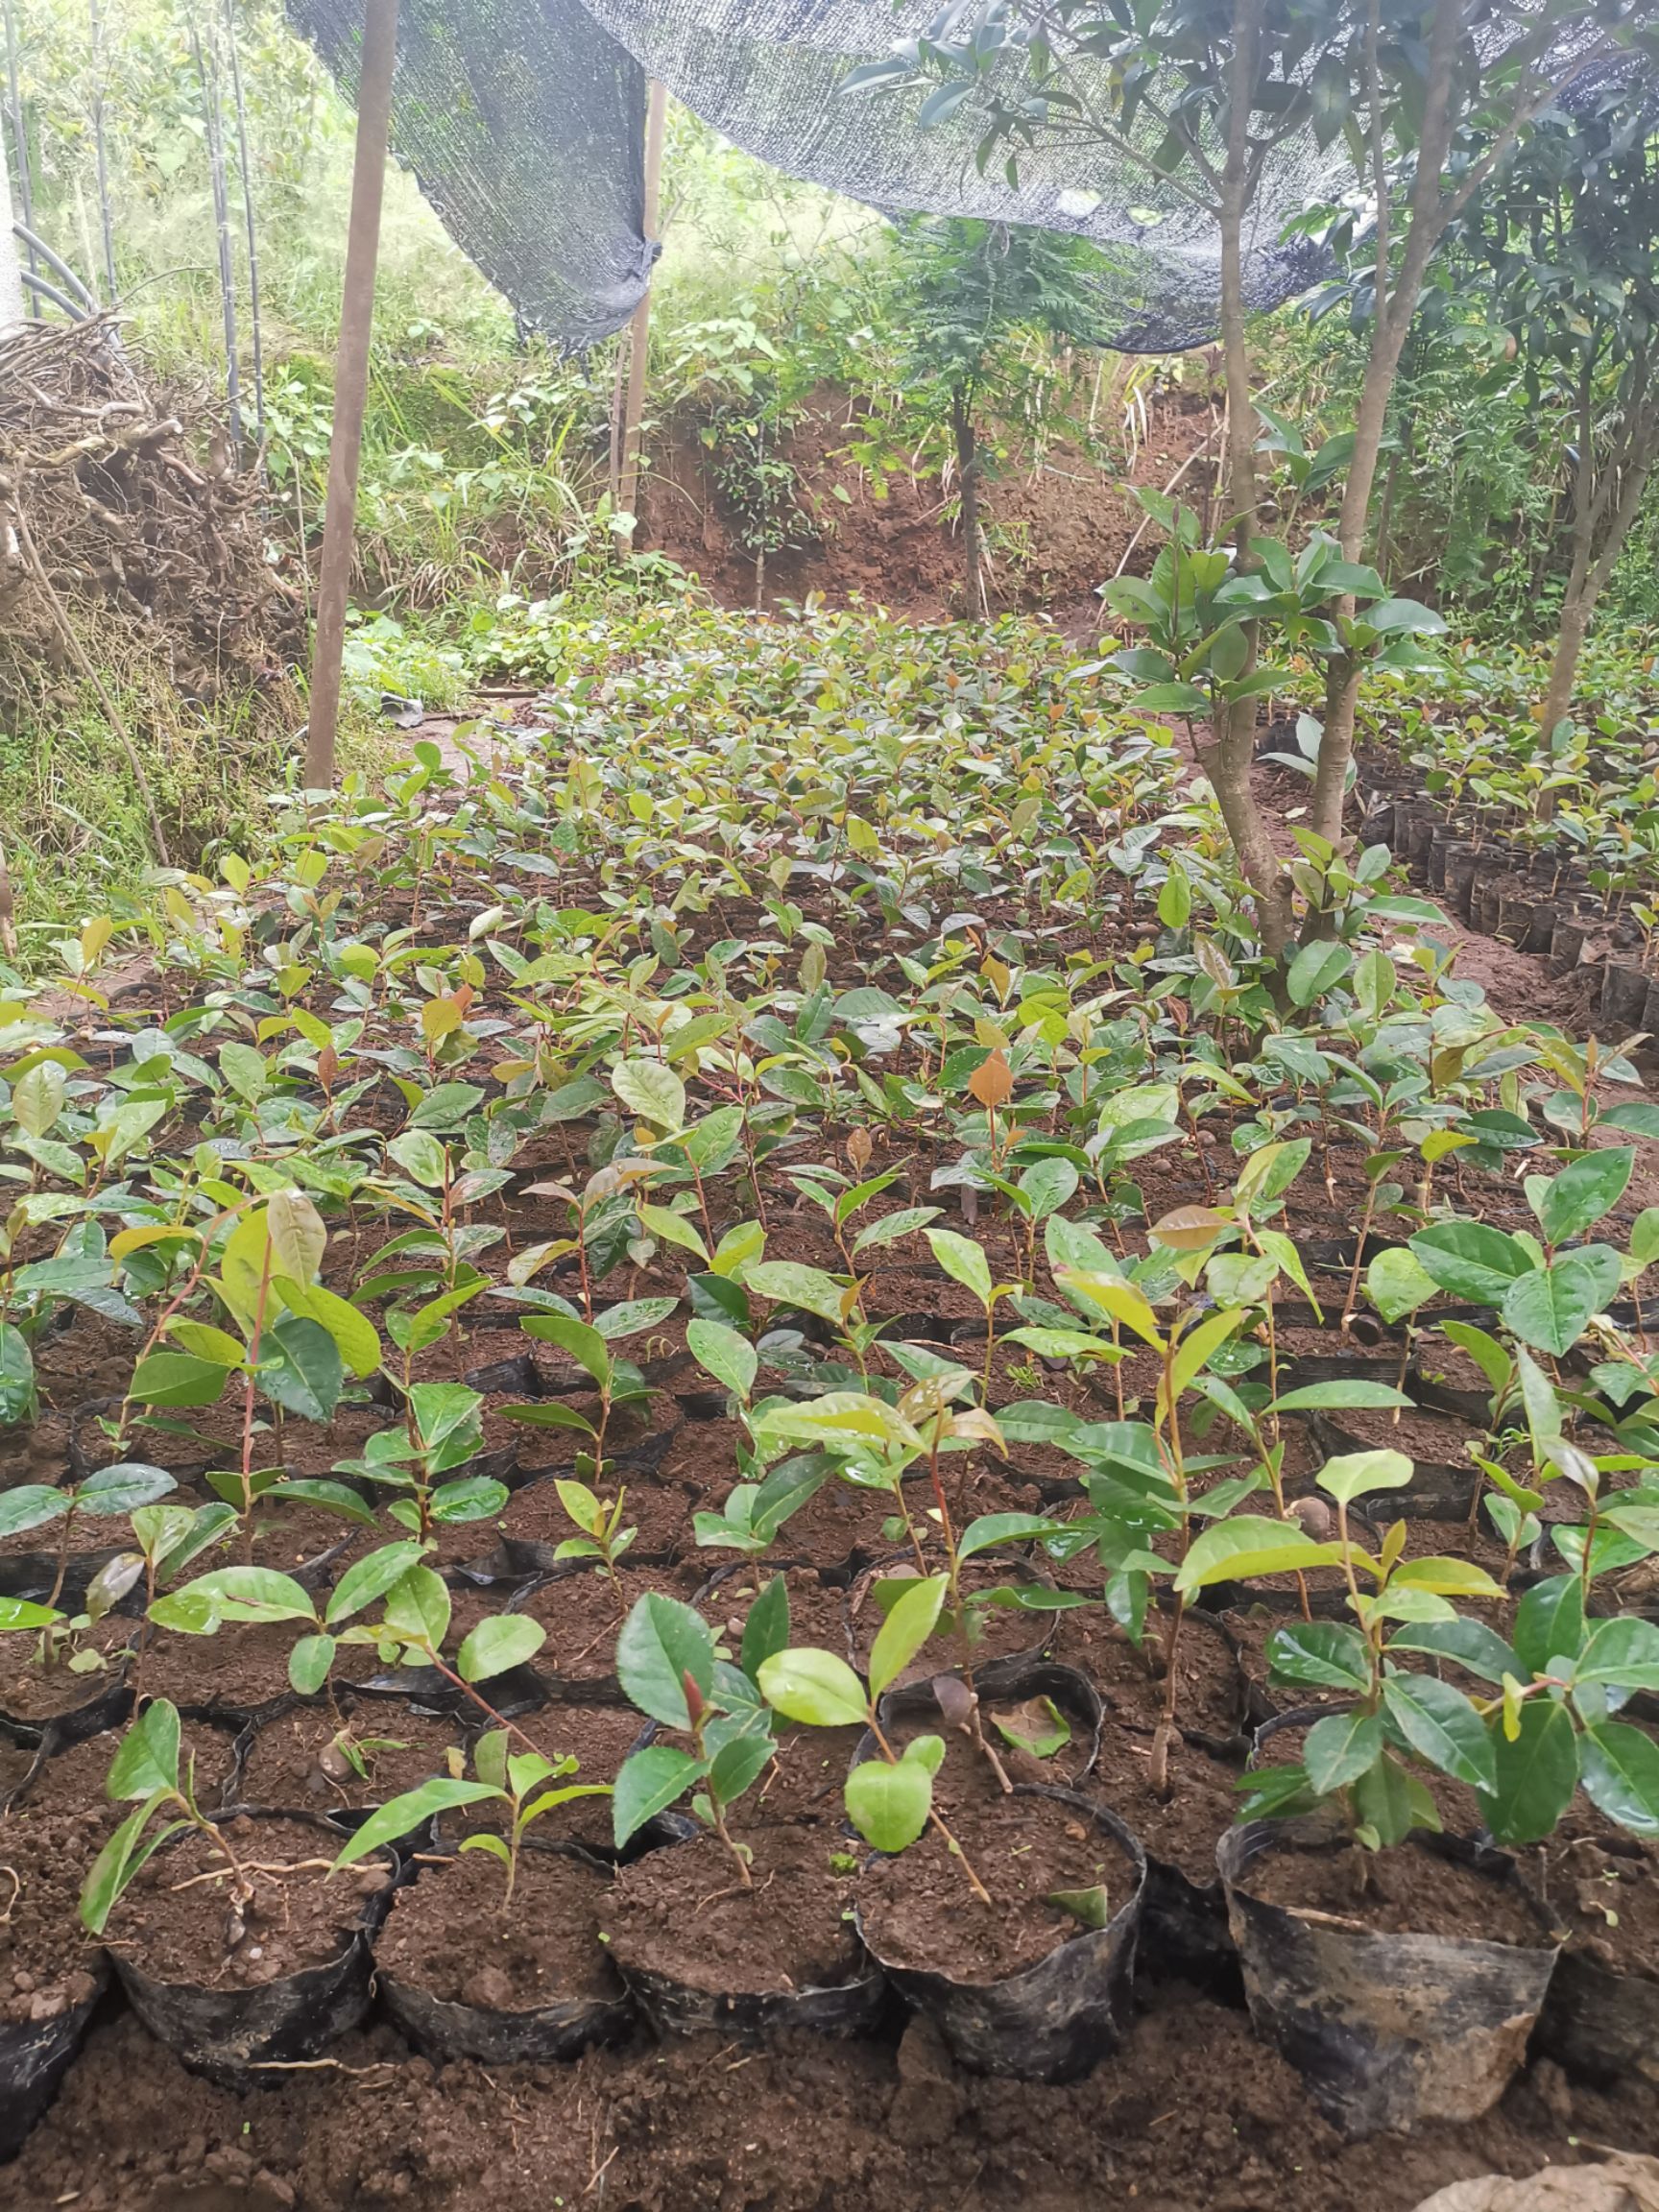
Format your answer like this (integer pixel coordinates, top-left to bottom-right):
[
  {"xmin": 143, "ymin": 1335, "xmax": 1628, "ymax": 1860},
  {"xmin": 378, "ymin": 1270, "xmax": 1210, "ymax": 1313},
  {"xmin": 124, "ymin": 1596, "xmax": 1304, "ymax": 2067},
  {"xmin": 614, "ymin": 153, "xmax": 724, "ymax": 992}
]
[
  {"xmin": 81, "ymin": 1699, "xmax": 252, "ymax": 1935},
  {"xmin": 332, "ymin": 1724, "xmax": 611, "ymax": 1908},
  {"xmin": 757, "ymin": 1575, "xmax": 991, "ymax": 1903},
  {"xmin": 612, "ymin": 1588, "xmax": 781, "ymax": 1886}
]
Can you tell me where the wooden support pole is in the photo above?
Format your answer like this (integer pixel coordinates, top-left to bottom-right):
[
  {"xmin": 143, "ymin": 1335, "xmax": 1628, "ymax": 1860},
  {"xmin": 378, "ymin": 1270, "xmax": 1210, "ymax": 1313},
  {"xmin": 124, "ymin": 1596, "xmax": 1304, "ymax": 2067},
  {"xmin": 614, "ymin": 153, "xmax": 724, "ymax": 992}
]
[
  {"xmin": 618, "ymin": 79, "xmax": 667, "ymax": 533},
  {"xmin": 303, "ymin": 0, "xmax": 397, "ymax": 792}
]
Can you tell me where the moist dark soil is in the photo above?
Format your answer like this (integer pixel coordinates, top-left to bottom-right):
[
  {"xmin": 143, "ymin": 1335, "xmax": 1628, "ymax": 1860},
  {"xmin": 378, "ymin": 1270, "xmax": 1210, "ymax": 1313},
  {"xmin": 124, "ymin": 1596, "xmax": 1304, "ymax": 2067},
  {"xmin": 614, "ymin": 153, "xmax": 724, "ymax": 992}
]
[
  {"xmin": 377, "ymin": 1848, "xmax": 618, "ymax": 2011},
  {"xmin": 0, "ymin": 1643, "xmax": 128, "ymax": 1722},
  {"xmin": 1089, "ymin": 1722, "xmax": 1240, "ymax": 1887},
  {"xmin": 0, "ymin": 1822, "xmax": 102, "ymax": 2026},
  {"xmin": 861, "ymin": 1788, "xmax": 1136, "ymax": 1984},
  {"xmin": 102, "ymin": 1815, "xmax": 390, "ymax": 1987},
  {"xmin": 1243, "ymin": 1835, "xmax": 1548, "ymax": 1945},
  {"xmin": 607, "ymin": 1823, "xmax": 864, "ymax": 1997},
  {"xmin": 702, "ymin": 1564, "xmax": 853, "ymax": 1662},
  {"xmin": 1059, "ymin": 1607, "xmax": 1247, "ymax": 1741},
  {"xmin": 132, "ymin": 1621, "xmax": 377, "ymax": 1717},
  {"xmin": 233, "ymin": 1704, "xmax": 467, "ymax": 1814},
  {"xmin": 1539, "ymin": 1831, "xmax": 1659, "ymax": 1980},
  {"xmin": 754, "ymin": 1719, "xmax": 868, "ymax": 1821}
]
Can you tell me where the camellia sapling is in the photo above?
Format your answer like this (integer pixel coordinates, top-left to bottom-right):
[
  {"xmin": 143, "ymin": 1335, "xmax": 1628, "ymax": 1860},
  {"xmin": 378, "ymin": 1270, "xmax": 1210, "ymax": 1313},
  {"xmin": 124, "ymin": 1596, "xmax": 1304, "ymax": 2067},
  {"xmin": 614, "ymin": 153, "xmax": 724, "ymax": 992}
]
[
  {"xmin": 331, "ymin": 1725, "xmax": 611, "ymax": 1906},
  {"xmin": 610, "ymin": 1586, "xmax": 784, "ymax": 1885},
  {"xmin": 757, "ymin": 1575, "xmax": 993, "ymax": 1903}
]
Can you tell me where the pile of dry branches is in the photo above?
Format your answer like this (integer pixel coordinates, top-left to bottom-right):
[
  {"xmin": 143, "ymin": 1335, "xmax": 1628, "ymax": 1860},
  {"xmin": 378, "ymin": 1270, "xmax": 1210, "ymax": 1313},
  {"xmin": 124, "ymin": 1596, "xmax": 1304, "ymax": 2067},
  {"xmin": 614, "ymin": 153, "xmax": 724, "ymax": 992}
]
[
  {"xmin": 0, "ymin": 315, "xmax": 306, "ymax": 867},
  {"xmin": 0, "ymin": 314, "xmax": 304, "ymax": 691}
]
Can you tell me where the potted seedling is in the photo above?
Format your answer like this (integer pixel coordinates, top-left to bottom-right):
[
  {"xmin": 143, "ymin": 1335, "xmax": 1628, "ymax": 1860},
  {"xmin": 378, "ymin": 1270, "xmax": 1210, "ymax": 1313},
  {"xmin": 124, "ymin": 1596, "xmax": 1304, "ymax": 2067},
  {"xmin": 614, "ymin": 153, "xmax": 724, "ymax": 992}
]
[
  {"xmin": 760, "ymin": 1575, "xmax": 1147, "ymax": 2081},
  {"xmin": 81, "ymin": 1698, "xmax": 397, "ymax": 2083},
  {"xmin": 604, "ymin": 1583, "xmax": 887, "ymax": 2037},
  {"xmin": 328, "ymin": 1727, "xmax": 624, "ymax": 2063},
  {"xmin": 1207, "ymin": 1450, "xmax": 1560, "ymax": 2137}
]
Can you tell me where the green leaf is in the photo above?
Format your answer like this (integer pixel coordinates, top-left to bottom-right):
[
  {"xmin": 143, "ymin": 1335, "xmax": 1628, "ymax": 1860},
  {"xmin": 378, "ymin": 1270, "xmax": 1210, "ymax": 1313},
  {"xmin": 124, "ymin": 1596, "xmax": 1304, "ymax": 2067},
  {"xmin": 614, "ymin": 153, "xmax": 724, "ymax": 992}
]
[
  {"xmin": 430, "ymin": 1475, "xmax": 510, "ymax": 1525},
  {"xmin": 612, "ymin": 1059, "xmax": 686, "ymax": 1132},
  {"xmin": 108, "ymin": 1700, "xmax": 181, "ymax": 1800},
  {"xmin": 1304, "ymin": 1708, "xmax": 1383, "ymax": 1794},
  {"xmin": 757, "ymin": 1647, "xmax": 869, "ymax": 1728},
  {"xmin": 80, "ymin": 1799, "xmax": 185, "ymax": 1935},
  {"xmin": 1536, "ymin": 1149, "xmax": 1634, "ymax": 1245},
  {"xmin": 854, "ymin": 1206, "xmax": 943, "ymax": 1254},
  {"xmin": 592, "ymin": 1297, "xmax": 679, "ymax": 1340},
  {"xmin": 1365, "ymin": 1249, "xmax": 1439, "ymax": 1324},
  {"xmin": 1408, "ymin": 1222, "xmax": 1531, "ymax": 1307},
  {"xmin": 740, "ymin": 1575, "xmax": 791, "ymax": 1685},
  {"xmin": 332, "ymin": 1780, "xmax": 498, "ymax": 1865},
  {"xmin": 0, "ymin": 1484, "xmax": 68, "ymax": 1539},
  {"xmin": 1382, "ymin": 1674, "xmax": 1496, "ymax": 1790},
  {"xmin": 745, "ymin": 1261, "xmax": 852, "ymax": 1325},
  {"xmin": 924, "ymin": 1227, "xmax": 994, "ymax": 1310},
  {"xmin": 1479, "ymin": 1698, "xmax": 1579, "ymax": 1845},
  {"xmin": 521, "ymin": 1312, "xmax": 611, "ymax": 1389},
  {"xmin": 288, "ymin": 1633, "xmax": 336, "ymax": 1696},
  {"xmin": 276, "ymin": 1280, "xmax": 382, "ymax": 1378},
  {"xmin": 868, "ymin": 1575, "xmax": 948, "ymax": 1698},
  {"xmin": 637, "ymin": 1205, "xmax": 710, "ymax": 1262},
  {"xmin": 78, "ymin": 1462, "xmax": 177, "ymax": 1517},
  {"xmin": 1580, "ymin": 1721, "xmax": 1659, "ymax": 1837},
  {"xmin": 1174, "ymin": 1515, "xmax": 1340, "ymax": 1594},
  {"xmin": 957, "ymin": 1513, "xmax": 1059, "ymax": 1562},
  {"xmin": 686, "ymin": 1318, "xmax": 757, "ymax": 1404},
  {"xmin": 1275, "ymin": 1382, "xmax": 1411, "ymax": 1412},
  {"xmin": 1386, "ymin": 1620, "xmax": 1518, "ymax": 1685},
  {"xmin": 1503, "ymin": 1249, "xmax": 1623, "ymax": 1357},
  {"xmin": 1575, "ymin": 1617, "xmax": 1659, "ymax": 1693},
  {"xmin": 1316, "ymin": 1450, "xmax": 1412, "ymax": 1506},
  {"xmin": 708, "ymin": 1724, "xmax": 775, "ymax": 1810},
  {"xmin": 459, "ymin": 1616, "xmax": 547, "ymax": 1683},
  {"xmin": 128, "ymin": 1351, "xmax": 233, "ymax": 1408},
  {"xmin": 1266, "ymin": 1620, "xmax": 1371, "ymax": 1693},
  {"xmin": 1286, "ymin": 940, "xmax": 1353, "ymax": 1009},
  {"xmin": 613, "ymin": 1744, "xmax": 702, "ymax": 1846},
  {"xmin": 325, "ymin": 1540, "xmax": 429, "ymax": 1625},
  {"xmin": 382, "ymin": 1564, "xmax": 451, "ymax": 1648},
  {"xmin": 163, "ymin": 1564, "xmax": 315, "ymax": 1627},
  {"xmin": 615, "ymin": 1592, "xmax": 715, "ymax": 1728},
  {"xmin": 261, "ymin": 1314, "xmax": 344, "ymax": 1425},
  {"xmin": 845, "ymin": 1754, "xmax": 932, "ymax": 1853},
  {"xmin": 1514, "ymin": 1575, "xmax": 1587, "ymax": 1678}
]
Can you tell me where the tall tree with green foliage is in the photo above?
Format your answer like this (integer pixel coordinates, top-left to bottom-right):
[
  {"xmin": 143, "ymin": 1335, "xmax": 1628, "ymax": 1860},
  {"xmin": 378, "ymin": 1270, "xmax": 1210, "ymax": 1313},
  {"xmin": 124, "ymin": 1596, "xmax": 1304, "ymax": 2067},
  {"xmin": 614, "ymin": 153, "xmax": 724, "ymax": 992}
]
[
  {"xmin": 857, "ymin": 0, "xmax": 1651, "ymax": 954},
  {"xmin": 1469, "ymin": 78, "xmax": 1659, "ymax": 800},
  {"xmin": 892, "ymin": 215, "xmax": 1108, "ymax": 613}
]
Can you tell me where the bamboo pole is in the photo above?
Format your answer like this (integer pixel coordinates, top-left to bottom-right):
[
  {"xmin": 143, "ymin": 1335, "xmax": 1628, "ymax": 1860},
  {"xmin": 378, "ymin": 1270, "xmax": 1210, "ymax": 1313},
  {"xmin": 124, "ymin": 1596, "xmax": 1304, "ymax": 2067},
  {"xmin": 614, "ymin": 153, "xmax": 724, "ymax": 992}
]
[
  {"xmin": 2, "ymin": 0, "xmax": 35, "ymax": 290},
  {"xmin": 88, "ymin": 0, "xmax": 115, "ymax": 305},
  {"xmin": 222, "ymin": 0, "xmax": 265, "ymax": 445},
  {"xmin": 617, "ymin": 79, "xmax": 667, "ymax": 533},
  {"xmin": 303, "ymin": 0, "xmax": 397, "ymax": 792},
  {"xmin": 190, "ymin": 12, "xmax": 242, "ymax": 452},
  {"xmin": 0, "ymin": 88, "xmax": 21, "ymax": 328}
]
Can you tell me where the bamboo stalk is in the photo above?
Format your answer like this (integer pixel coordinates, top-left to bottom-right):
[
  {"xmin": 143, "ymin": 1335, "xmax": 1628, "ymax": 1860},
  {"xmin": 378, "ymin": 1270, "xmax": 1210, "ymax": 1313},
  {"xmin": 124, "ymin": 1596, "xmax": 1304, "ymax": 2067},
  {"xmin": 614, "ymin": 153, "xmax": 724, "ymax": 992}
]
[
  {"xmin": 618, "ymin": 79, "xmax": 667, "ymax": 532},
  {"xmin": 87, "ymin": 0, "xmax": 116, "ymax": 305},
  {"xmin": 2, "ymin": 0, "xmax": 35, "ymax": 288},
  {"xmin": 221, "ymin": 0, "xmax": 265, "ymax": 446},
  {"xmin": 189, "ymin": 11, "xmax": 242, "ymax": 453},
  {"xmin": 304, "ymin": 0, "xmax": 399, "ymax": 791}
]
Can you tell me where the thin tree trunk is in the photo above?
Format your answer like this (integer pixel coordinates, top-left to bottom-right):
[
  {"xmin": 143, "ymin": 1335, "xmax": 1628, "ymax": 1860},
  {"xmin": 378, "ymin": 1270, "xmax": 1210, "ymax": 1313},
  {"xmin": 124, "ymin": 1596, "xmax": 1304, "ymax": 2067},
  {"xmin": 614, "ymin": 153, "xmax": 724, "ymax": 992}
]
[
  {"xmin": 304, "ymin": 0, "xmax": 398, "ymax": 792},
  {"xmin": 88, "ymin": 0, "xmax": 116, "ymax": 305},
  {"xmin": 618, "ymin": 78, "xmax": 667, "ymax": 533},
  {"xmin": 3, "ymin": 0, "xmax": 35, "ymax": 292},
  {"xmin": 0, "ymin": 90, "xmax": 21, "ymax": 330},
  {"xmin": 1538, "ymin": 399, "xmax": 1659, "ymax": 801},
  {"xmin": 1203, "ymin": 0, "xmax": 1292, "ymax": 963},
  {"xmin": 223, "ymin": 0, "xmax": 266, "ymax": 445},
  {"xmin": 952, "ymin": 388, "xmax": 980, "ymax": 615},
  {"xmin": 190, "ymin": 13, "xmax": 242, "ymax": 453}
]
